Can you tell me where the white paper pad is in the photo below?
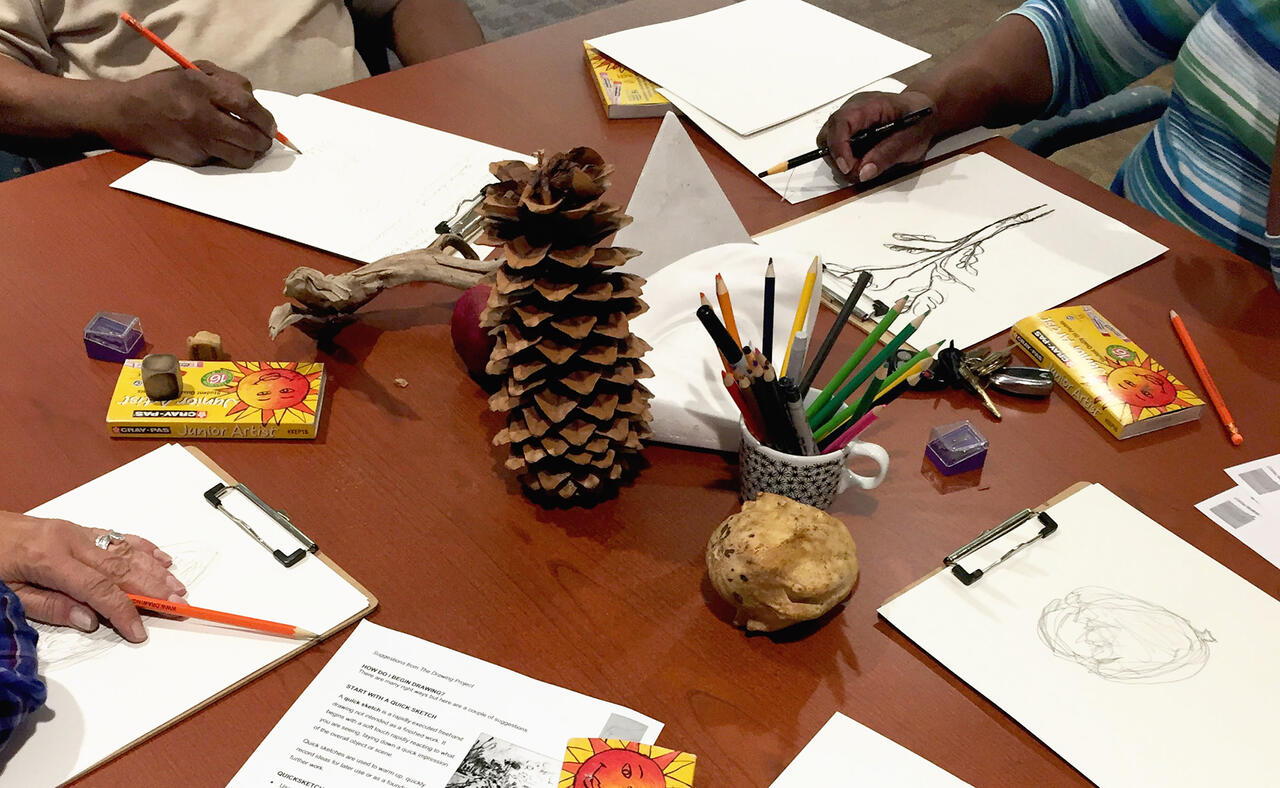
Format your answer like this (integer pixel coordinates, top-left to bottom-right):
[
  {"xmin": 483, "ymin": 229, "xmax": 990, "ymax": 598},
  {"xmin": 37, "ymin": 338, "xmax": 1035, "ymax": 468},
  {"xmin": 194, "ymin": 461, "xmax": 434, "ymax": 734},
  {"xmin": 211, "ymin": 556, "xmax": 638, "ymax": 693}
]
[
  {"xmin": 111, "ymin": 91, "xmax": 528, "ymax": 263},
  {"xmin": 661, "ymin": 78, "xmax": 996, "ymax": 204},
  {"xmin": 228, "ymin": 620, "xmax": 661, "ymax": 786},
  {"xmin": 879, "ymin": 483, "xmax": 1280, "ymax": 787},
  {"xmin": 587, "ymin": 0, "xmax": 928, "ymax": 136},
  {"xmin": 769, "ymin": 712, "xmax": 969, "ymax": 786},
  {"xmin": 3, "ymin": 444, "xmax": 371, "ymax": 786},
  {"xmin": 754, "ymin": 153, "xmax": 1167, "ymax": 349},
  {"xmin": 630, "ymin": 242, "xmax": 813, "ymax": 451}
]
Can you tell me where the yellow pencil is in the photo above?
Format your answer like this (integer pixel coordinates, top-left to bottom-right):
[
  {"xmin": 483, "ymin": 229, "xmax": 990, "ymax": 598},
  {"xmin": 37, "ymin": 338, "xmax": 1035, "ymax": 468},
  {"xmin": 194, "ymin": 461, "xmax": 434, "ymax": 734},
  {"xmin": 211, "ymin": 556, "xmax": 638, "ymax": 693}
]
[{"xmin": 781, "ymin": 257, "xmax": 820, "ymax": 374}]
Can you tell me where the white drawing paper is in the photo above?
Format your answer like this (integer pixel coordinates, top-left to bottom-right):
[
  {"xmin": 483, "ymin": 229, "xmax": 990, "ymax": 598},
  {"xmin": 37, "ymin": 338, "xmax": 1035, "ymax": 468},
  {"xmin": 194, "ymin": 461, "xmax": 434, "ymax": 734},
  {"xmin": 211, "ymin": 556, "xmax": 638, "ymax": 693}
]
[
  {"xmin": 753, "ymin": 153, "xmax": 1167, "ymax": 350},
  {"xmin": 660, "ymin": 79, "xmax": 996, "ymax": 204},
  {"xmin": 769, "ymin": 712, "xmax": 970, "ymax": 786},
  {"xmin": 2, "ymin": 444, "xmax": 371, "ymax": 786},
  {"xmin": 586, "ymin": 0, "xmax": 928, "ymax": 135},
  {"xmin": 878, "ymin": 483, "xmax": 1280, "ymax": 787},
  {"xmin": 629, "ymin": 243, "xmax": 814, "ymax": 451},
  {"xmin": 228, "ymin": 621, "xmax": 661, "ymax": 787},
  {"xmin": 111, "ymin": 91, "xmax": 528, "ymax": 263}
]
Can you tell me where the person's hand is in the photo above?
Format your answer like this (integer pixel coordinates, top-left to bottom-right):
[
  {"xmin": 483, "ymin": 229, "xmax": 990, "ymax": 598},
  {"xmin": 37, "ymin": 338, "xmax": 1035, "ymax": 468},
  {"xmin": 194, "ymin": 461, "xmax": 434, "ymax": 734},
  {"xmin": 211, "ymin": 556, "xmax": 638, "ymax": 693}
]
[
  {"xmin": 99, "ymin": 60, "xmax": 277, "ymax": 168},
  {"xmin": 0, "ymin": 512, "xmax": 186, "ymax": 643},
  {"xmin": 817, "ymin": 90, "xmax": 936, "ymax": 184}
]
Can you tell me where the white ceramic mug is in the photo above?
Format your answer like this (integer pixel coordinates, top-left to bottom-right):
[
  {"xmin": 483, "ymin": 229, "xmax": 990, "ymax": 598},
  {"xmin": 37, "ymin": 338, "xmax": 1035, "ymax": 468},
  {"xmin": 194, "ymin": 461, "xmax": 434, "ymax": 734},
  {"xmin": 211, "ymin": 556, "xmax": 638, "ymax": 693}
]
[{"xmin": 738, "ymin": 422, "xmax": 890, "ymax": 510}]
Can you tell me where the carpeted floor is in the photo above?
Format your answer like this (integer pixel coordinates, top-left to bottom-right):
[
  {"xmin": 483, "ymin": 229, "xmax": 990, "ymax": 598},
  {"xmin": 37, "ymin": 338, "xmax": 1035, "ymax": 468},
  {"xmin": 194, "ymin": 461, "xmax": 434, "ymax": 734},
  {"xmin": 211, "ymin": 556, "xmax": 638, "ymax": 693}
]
[{"xmin": 466, "ymin": 0, "xmax": 1171, "ymax": 189}]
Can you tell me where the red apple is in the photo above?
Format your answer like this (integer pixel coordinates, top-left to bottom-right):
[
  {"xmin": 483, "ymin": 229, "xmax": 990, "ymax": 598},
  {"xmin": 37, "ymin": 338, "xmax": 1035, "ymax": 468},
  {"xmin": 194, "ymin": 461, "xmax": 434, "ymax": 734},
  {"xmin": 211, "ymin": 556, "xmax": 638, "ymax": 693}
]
[{"xmin": 451, "ymin": 283, "xmax": 498, "ymax": 388}]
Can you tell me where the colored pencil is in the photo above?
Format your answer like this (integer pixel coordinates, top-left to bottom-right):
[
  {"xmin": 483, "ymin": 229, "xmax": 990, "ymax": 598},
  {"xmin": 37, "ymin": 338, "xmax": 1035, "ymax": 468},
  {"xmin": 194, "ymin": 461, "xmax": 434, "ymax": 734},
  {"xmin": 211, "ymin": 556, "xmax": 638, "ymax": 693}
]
[
  {"xmin": 119, "ymin": 12, "xmax": 302, "ymax": 155},
  {"xmin": 127, "ymin": 594, "xmax": 316, "ymax": 639},
  {"xmin": 823, "ymin": 405, "xmax": 885, "ymax": 452},
  {"xmin": 702, "ymin": 292, "xmax": 734, "ymax": 374},
  {"xmin": 875, "ymin": 355, "xmax": 937, "ymax": 403},
  {"xmin": 810, "ymin": 311, "xmax": 929, "ymax": 432},
  {"xmin": 724, "ymin": 370, "xmax": 765, "ymax": 440},
  {"xmin": 762, "ymin": 259, "xmax": 776, "ymax": 361},
  {"xmin": 781, "ymin": 257, "xmax": 820, "ymax": 376},
  {"xmin": 877, "ymin": 341, "xmax": 943, "ymax": 397},
  {"xmin": 1170, "ymin": 310, "xmax": 1243, "ymax": 445},
  {"xmin": 849, "ymin": 366, "xmax": 888, "ymax": 422},
  {"xmin": 714, "ymin": 274, "xmax": 742, "ymax": 347},
  {"xmin": 807, "ymin": 297, "xmax": 906, "ymax": 421},
  {"xmin": 756, "ymin": 108, "xmax": 933, "ymax": 177},
  {"xmin": 799, "ymin": 270, "xmax": 872, "ymax": 392}
]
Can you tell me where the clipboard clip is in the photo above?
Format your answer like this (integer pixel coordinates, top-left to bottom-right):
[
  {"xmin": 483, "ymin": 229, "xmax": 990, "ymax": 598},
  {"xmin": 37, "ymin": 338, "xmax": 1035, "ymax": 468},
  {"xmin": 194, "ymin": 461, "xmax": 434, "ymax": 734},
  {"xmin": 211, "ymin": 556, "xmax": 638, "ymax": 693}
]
[
  {"xmin": 942, "ymin": 508, "xmax": 1058, "ymax": 586},
  {"xmin": 204, "ymin": 483, "xmax": 318, "ymax": 568}
]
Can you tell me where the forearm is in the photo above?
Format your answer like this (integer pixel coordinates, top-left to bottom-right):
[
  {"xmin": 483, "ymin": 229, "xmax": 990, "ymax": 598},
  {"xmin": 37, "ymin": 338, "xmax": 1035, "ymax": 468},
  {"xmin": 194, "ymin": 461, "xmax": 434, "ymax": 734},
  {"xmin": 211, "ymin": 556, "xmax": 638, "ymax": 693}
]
[
  {"xmin": 390, "ymin": 0, "xmax": 484, "ymax": 65},
  {"xmin": 906, "ymin": 14, "xmax": 1053, "ymax": 139},
  {"xmin": 0, "ymin": 56, "xmax": 123, "ymax": 145}
]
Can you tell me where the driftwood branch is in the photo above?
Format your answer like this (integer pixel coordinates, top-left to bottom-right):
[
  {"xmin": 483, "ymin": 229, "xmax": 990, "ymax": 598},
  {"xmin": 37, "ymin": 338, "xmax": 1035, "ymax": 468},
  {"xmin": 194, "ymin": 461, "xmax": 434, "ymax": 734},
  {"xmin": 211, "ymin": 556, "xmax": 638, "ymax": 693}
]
[{"xmin": 269, "ymin": 234, "xmax": 500, "ymax": 339}]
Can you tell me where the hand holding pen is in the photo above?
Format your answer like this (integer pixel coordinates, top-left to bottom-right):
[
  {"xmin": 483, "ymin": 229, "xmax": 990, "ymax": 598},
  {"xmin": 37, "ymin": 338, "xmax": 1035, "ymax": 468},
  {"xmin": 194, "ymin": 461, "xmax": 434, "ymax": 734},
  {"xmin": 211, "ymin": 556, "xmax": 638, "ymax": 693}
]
[{"xmin": 813, "ymin": 91, "xmax": 936, "ymax": 183}]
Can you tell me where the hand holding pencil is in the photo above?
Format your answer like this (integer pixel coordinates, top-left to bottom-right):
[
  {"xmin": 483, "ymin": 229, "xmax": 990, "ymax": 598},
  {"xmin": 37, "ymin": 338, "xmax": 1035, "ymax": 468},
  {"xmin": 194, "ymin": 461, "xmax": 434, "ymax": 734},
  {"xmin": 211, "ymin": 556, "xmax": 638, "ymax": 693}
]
[
  {"xmin": 105, "ymin": 13, "xmax": 291, "ymax": 168},
  {"xmin": 815, "ymin": 91, "xmax": 936, "ymax": 183}
]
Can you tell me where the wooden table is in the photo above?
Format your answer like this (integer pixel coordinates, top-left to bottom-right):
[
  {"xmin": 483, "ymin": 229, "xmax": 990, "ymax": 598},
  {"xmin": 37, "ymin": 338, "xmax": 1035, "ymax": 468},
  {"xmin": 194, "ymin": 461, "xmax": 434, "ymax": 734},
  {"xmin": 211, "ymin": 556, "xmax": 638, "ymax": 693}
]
[{"xmin": 2, "ymin": 1, "xmax": 1277, "ymax": 784}]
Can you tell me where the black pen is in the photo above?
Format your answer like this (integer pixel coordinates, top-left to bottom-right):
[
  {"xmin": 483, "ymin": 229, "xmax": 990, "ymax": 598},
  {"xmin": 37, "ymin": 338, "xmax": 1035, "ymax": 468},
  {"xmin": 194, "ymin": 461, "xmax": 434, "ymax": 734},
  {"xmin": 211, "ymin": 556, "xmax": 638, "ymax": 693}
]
[{"xmin": 756, "ymin": 107, "xmax": 933, "ymax": 177}]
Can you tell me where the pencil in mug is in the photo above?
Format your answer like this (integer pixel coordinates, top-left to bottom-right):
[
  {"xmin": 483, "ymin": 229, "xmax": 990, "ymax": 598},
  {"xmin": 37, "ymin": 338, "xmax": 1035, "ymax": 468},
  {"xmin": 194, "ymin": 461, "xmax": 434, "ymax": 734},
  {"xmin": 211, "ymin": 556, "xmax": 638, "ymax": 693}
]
[
  {"xmin": 876, "ymin": 341, "xmax": 944, "ymax": 400},
  {"xmin": 715, "ymin": 274, "xmax": 742, "ymax": 348},
  {"xmin": 849, "ymin": 366, "xmax": 888, "ymax": 422},
  {"xmin": 810, "ymin": 311, "xmax": 929, "ymax": 435},
  {"xmin": 779, "ymin": 376, "xmax": 818, "ymax": 455},
  {"xmin": 781, "ymin": 257, "xmax": 821, "ymax": 376},
  {"xmin": 783, "ymin": 330, "xmax": 810, "ymax": 380},
  {"xmin": 807, "ymin": 297, "xmax": 907, "ymax": 422},
  {"xmin": 754, "ymin": 350, "xmax": 804, "ymax": 455},
  {"xmin": 762, "ymin": 259, "xmax": 776, "ymax": 361},
  {"xmin": 119, "ymin": 12, "xmax": 302, "ymax": 155},
  {"xmin": 874, "ymin": 354, "xmax": 938, "ymax": 404},
  {"xmin": 799, "ymin": 270, "xmax": 872, "ymax": 392},
  {"xmin": 822, "ymin": 405, "xmax": 885, "ymax": 453},
  {"xmin": 128, "ymin": 594, "xmax": 317, "ymax": 640},
  {"xmin": 723, "ymin": 369, "xmax": 765, "ymax": 440}
]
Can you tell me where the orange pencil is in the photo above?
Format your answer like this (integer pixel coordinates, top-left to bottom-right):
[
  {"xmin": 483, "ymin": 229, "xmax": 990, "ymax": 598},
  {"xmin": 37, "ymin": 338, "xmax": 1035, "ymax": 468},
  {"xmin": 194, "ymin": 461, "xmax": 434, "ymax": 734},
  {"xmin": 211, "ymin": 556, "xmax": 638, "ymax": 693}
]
[
  {"xmin": 128, "ymin": 594, "xmax": 317, "ymax": 640},
  {"xmin": 119, "ymin": 12, "xmax": 302, "ymax": 155},
  {"xmin": 1169, "ymin": 310, "xmax": 1243, "ymax": 446},
  {"xmin": 715, "ymin": 274, "xmax": 742, "ymax": 347}
]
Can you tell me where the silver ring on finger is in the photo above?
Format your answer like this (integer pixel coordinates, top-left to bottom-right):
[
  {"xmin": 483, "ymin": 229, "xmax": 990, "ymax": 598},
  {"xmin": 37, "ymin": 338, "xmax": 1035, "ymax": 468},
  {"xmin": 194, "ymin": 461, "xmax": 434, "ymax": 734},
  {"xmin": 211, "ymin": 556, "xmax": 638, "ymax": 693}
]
[{"xmin": 94, "ymin": 530, "xmax": 127, "ymax": 550}]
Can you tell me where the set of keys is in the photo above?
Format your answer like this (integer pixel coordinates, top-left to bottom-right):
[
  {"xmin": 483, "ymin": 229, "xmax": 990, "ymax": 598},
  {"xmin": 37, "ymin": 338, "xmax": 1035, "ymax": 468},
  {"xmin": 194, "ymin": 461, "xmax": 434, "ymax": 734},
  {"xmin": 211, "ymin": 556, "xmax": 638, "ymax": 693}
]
[{"xmin": 909, "ymin": 343, "xmax": 1055, "ymax": 419}]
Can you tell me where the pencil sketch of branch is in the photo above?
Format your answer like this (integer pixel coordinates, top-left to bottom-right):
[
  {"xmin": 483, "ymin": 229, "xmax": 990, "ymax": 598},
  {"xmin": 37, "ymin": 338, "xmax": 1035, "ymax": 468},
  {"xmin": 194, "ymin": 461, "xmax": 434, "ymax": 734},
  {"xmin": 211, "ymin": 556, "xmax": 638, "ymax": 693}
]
[
  {"xmin": 1037, "ymin": 587, "xmax": 1214, "ymax": 684},
  {"xmin": 824, "ymin": 204, "xmax": 1054, "ymax": 315},
  {"xmin": 34, "ymin": 541, "xmax": 218, "ymax": 670}
]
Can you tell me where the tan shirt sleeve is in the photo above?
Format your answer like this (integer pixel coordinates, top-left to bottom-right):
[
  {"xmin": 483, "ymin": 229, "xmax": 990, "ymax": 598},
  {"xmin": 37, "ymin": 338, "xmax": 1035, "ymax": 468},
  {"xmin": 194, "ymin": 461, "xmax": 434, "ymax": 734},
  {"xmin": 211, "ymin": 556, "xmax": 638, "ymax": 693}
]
[{"xmin": 0, "ymin": 0, "xmax": 56, "ymax": 73}]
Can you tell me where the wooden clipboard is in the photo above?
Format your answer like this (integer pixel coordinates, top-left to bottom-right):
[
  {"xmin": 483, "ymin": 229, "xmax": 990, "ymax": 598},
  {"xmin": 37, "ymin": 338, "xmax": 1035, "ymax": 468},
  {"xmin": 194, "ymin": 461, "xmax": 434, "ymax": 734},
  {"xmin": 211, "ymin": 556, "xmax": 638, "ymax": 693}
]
[
  {"xmin": 77, "ymin": 445, "xmax": 378, "ymax": 784},
  {"xmin": 884, "ymin": 481, "xmax": 1091, "ymax": 606}
]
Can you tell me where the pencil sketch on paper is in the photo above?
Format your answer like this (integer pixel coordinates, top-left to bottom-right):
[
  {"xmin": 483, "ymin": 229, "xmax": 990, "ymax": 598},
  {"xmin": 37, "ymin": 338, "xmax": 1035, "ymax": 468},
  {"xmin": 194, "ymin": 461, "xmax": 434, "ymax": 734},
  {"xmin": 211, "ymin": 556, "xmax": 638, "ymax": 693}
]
[
  {"xmin": 33, "ymin": 541, "xmax": 218, "ymax": 670},
  {"xmin": 825, "ymin": 204, "xmax": 1054, "ymax": 315},
  {"xmin": 1037, "ymin": 587, "xmax": 1215, "ymax": 684}
]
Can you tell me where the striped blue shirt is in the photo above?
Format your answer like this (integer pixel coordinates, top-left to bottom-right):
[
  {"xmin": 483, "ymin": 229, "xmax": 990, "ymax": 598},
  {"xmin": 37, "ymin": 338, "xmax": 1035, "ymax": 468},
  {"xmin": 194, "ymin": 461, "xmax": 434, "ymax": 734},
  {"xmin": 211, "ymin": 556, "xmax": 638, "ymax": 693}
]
[
  {"xmin": 0, "ymin": 582, "xmax": 46, "ymax": 751},
  {"xmin": 1013, "ymin": 0, "xmax": 1279, "ymax": 281}
]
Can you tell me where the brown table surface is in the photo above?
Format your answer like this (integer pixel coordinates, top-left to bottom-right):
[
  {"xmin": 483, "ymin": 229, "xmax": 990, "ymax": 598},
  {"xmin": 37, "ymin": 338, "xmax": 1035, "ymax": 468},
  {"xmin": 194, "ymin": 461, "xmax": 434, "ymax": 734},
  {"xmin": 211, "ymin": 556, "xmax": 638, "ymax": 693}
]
[{"xmin": 2, "ymin": 1, "xmax": 1278, "ymax": 785}]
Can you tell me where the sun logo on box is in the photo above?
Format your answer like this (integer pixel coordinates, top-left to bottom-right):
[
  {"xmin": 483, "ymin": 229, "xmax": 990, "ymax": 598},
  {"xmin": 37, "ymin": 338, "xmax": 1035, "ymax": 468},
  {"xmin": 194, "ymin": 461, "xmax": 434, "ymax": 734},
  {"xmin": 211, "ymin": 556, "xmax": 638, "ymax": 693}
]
[
  {"xmin": 211, "ymin": 362, "xmax": 323, "ymax": 424},
  {"xmin": 1093, "ymin": 354, "xmax": 1198, "ymax": 424},
  {"xmin": 560, "ymin": 739, "xmax": 695, "ymax": 788}
]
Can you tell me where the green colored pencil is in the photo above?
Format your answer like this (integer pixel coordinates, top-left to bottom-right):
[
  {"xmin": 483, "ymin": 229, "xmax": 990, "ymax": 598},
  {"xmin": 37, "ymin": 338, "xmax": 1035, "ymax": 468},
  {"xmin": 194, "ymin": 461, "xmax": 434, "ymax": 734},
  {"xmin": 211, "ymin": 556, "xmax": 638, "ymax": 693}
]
[
  {"xmin": 809, "ymin": 311, "xmax": 929, "ymax": 430},
  {"xmin": 806, "ymin": 297, "xmax": 905, "ymax": 422},
  {"xmin": 814, "ymin": 364, "xmax": 885, "ymax": 443}
]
